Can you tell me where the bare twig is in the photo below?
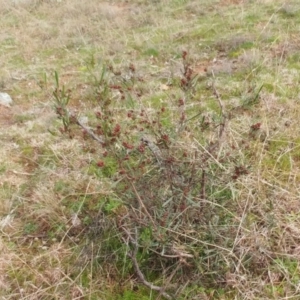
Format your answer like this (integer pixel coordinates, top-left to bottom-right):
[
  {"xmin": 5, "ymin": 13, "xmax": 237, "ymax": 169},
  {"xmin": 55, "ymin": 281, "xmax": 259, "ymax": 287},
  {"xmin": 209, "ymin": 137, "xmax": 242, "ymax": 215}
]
[
  {"xmin": 75, "ymin": 117, "xmax": 105, "ymax": 144},
  {"xmin": 194, "ymin": 138, "xmax": 226, "ymax": 169},
  {"xmin": 127, "ymin": 178, "xmax": 156, "ymax": 227},
  {"xmin": 200, "ymin": 170, "xmax": 206, "ymax": 201},
  {"xmin": 211, "ymin": 79, "xmax": 224, "ymax": 116},
  {"xmin": 121, "ymin": 227, "xmax": 173, "ymax": 300},
  {"xmin": 211, "ymin": 75, "xmax": 226, "ymax": 141},
  {"xmin": 165, "ymin": 227, "xmax": 237, "ymax": 256}
]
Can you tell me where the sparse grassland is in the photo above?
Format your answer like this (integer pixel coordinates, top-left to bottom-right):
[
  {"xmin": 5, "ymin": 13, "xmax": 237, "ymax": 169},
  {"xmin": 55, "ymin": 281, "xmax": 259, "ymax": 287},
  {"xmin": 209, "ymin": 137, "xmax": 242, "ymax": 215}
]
[{"xmin": 1, "ymin": 0, "xmax": 300, "ymax": 299}]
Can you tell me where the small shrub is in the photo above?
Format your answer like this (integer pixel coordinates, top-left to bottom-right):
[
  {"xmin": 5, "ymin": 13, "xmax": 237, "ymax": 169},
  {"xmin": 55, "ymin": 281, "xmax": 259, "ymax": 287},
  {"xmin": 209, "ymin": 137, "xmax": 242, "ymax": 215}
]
[{"xmin": 52, "ymin": 52, "xmax": 252, "ymax": 299}]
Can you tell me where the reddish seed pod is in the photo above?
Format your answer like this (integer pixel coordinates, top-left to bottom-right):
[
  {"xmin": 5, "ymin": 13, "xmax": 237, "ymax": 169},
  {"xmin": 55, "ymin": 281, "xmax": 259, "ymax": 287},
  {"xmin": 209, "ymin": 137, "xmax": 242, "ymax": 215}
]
[
  {"xmin": 110, "ymin": 85, "xmax": 122, "ymax": 89},
  {"xmin": 122, "ymin": 142, "xmax": 134, "ymax": 150},
  {"xmin": 161, "ymin": 134, "xmax": 169, "ymax": 142},
  {"xmin": 250, "ymin": 123, "xmax": 261, "ymax": 130},
  {"xmin": 180, "ymin": 112, "xmax": 186, "ymax": 121},
  {"xmin": 166, "ymin": 156, "xmax": 175, "ymax": 164},
  {"xmin": 181, "ymin": 78, "xmax": 187, "ymax": 87},
  {"xmin": 138, "ymin": 143, "xmax": 145, "ymax": 153},
  {"xmin": 178, "ymin": 98, "xmax": 184, "ymax": 106},
  {"xmin": 96, "ymin": 160, "xmax": 105, "ymax": 167},
  {"xmin": 113, "ymin": 124, "xmax": 121, "ymax": 136},
  {"xmin": 96, "ymin": 127, "xmax": 103, "ymax": 135},
  {"xmin": 129, "ymin": 63, "xmax": 135, "ymax": 72}
]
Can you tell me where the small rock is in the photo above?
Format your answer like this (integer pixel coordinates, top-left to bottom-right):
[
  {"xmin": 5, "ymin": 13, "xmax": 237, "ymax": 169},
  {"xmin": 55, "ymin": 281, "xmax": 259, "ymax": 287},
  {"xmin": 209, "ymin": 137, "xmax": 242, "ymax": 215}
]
[
  {"xmin": 71, "ymin": 213, "xmax": 82, "ymax": 227},
  {"xmin": 78, "ymin": 116, "xmax": 88, "ymax": 124},
  {"xmin": 0, "ymin": 92, "xmax": 13, "ymax": 107}
]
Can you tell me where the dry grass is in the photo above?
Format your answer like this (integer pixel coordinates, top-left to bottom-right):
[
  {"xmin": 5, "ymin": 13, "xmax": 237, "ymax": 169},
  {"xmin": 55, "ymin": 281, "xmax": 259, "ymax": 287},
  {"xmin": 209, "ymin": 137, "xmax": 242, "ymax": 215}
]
[{"xmin": 1, "ymin": 0, "xmax": 300, "ymax": 299}]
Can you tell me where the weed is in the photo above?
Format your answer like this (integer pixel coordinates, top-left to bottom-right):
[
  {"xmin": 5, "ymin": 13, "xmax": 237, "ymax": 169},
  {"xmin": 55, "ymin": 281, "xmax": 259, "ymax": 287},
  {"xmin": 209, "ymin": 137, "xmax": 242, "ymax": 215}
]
[{"xmin": 51, "ymin": 52, "xmax": 248, "ymax": 299}]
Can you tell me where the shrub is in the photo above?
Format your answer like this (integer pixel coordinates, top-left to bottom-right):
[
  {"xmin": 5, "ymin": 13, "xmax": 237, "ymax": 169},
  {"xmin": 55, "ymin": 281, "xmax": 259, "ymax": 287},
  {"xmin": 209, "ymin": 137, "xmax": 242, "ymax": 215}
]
[{"xmin": 52, "ymin": 52, "xmax": 255, "ymax": 299}]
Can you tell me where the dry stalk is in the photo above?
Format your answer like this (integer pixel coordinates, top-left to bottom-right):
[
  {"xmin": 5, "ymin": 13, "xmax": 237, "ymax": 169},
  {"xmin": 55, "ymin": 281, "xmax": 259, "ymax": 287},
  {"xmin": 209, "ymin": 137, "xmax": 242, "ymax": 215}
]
[
  {"xmin": 200, "ymin": 170, "xmax": 206, "ymax": 201},
  {"xmin": 121, "ymin": 227, "xmax": 173, "ymax": 300},
  {"xmin": 74, "ymin": 115, "xmax": 105, "ymax": 144},
  {"xmin": 200, "ymin": 74, "xmax": 227, "ymax": 162},
  {"xmin": 127, "ymin": 177, "xmax": 156, "ymax": 227}
]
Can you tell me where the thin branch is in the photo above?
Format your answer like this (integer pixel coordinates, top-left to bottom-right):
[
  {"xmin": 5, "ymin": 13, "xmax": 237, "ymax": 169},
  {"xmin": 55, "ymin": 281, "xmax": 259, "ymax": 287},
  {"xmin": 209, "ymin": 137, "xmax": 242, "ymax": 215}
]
[
  {"xmin": 75, "ymin": 117, "xmax": 105, "ymax": 144},
  {"xmin": 121, "ymin": 227, "xmax": 173, "ymax": 300},
  {"xmin": 211, "ymin": 79, "xmax": 224, "ymax": 116},
  {"xmin": 194, "ymin": 138, "xmax": 226, "ymax": 170},
  {"xmin": 165, "ymin": 227, "xmax": 238, "ymax": 258},
  {"xmin": 211, "ymin": 74, "xmax": 226, "ymax": 140},
  {"xmin": 127, "ymin": 177, "xmax": 156, "ymax": 227},
  {"xmin": 200, "ymin": 170, "xmax": 206, "ymax": 201}
]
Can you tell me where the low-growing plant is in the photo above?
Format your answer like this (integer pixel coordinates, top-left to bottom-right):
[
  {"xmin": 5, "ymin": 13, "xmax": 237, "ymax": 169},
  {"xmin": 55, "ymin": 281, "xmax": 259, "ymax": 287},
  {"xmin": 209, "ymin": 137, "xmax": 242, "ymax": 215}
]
[
  {"xmin": 51, "ymin": 52, "xmax": 258, "ymax": 299},
  {"xmin": 53, "ymin": 71, "xmax": 72, "ymax": 134}
]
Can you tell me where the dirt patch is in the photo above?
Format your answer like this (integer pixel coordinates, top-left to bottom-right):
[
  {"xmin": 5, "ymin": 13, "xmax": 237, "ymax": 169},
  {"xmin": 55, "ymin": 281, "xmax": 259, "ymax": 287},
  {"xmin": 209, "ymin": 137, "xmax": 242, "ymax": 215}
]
[
  {"xmin": 270, "ymin": 39, "xmax": 300, "ymax": 60},
  {"xmin": 214, "ymin": 35, "xmax": 254, "ymax": 53},
  {"xmin": 99, "ymin": 2, "xmax": 129, "ymax": 17},
  {"xmin": 192, "ymin": 48, "xmax": 260, "ymax": 77},
  {"xmin": 0, "ymin": 106, "xmax": 15, "ymax": 127},
  {"xmin": 219, "ymin": 0, "xmax": 245, "ymax": 5}
]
